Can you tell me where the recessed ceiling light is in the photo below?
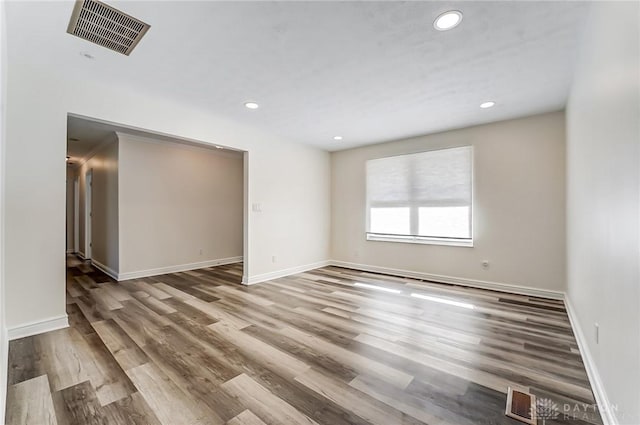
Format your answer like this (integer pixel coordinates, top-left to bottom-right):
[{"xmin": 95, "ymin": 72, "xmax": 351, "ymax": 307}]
[
  {"xmin": 244, "ymin": 102, "xmax": 259, "ymax": 109},
  {"xmin": 333, "ymin": 136, "xmax": 343, "ymax": 141},
  {"xmin": 480, "ymin": 101, "xmax": 496, "ymax": 109},
  {"xmin": 434, "ymin": 10, "xmax": 463, "ymax": 31},
  {"xmin": 215, "ymin": 146, "xmax": 224, "ymax": 149},
  {"xmin": 80, "ymin": 52, "xmax": 95, "ymax": 60}
]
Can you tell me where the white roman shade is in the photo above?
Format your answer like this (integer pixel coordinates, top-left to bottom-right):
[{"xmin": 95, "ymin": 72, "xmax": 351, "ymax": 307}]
[{"xmin": 366, "ymin": 146, "xmax": 473, "ymax": 242}]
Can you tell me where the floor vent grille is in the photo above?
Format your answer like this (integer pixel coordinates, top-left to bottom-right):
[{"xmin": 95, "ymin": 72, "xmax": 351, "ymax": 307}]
[
  {"xmin": 67, "ymin": 0, "xmax": 150, "ymax": 56},
  {"xmin": 505, "ymin": 387, "xmax": 537, "ymax": 425}
]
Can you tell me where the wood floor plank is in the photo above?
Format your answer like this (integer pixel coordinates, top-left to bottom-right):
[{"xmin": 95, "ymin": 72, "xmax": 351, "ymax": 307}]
[
  {"xmin": 92, "ymin": 319, "xmax": 150, "ymax": 371},
  {"xmin": 6, "ymin": 375, "xmax": 58, "ymax": 425},
  {"xmin": 163, "ymin": 297, "xmax": 218, "ymax": 325},
  {"xmin": 222, "ymin": 373, "xmax": 319, "ymax": 425},
  {"xmin": 349, "ymin": 374, "xmax": 464, "ymax": 425},
  {"xmin": 242, "ymin": 324, "xmax": 359, "ymax": 382},
  {"xmin": 56, "ymin": 380, "xmax": 104, "ymax": 425},
  {"xmin": 109, "ymin": 299, "xmax": 173, "ymax": 348},
  {"xmin": 280, "ymin": 325, "xmax": 414, "ymax": 389},
  {"xmin": 126, "ymin": 362, "xmax": 219, "ymax": 425},
  {"xmin": 101, "ymin": 283, "xmax": 134, "ymax": 302},
  {"xmin": 99, "ymin": 392, "xmax": 163, "ymax": 425},
  {"xmin": 36, "ymin": 325, "xmax": 135, "ymax": 407},
  {"xmin": 295, "ymin": 368, "xmax": 424, "ymax": 425},
  {"xmin": 185, "ymin": 297, "xmax": 251, "ymax": 329},
  {"xmin": 77, "ymin": 331, "xmax": 137, "ymax": 406},
  {"xmin": 226, "ymin": 410, "xmax": 268, "ymax": 425},
  {"xmin": 212, "ymin": 285, "xmax": 275, "ymax": 307},
  {"xmin": 66, "ymin": 302, "xmax": 97, "ymax": 336},
  {"xmin": 91, "ymin": 288, "xmax": 124, "ymax": 311},
  {"xmin": 7, "ymin": 336, "xmax": 45, "ymax": 385},
  {"xmin": 37, "ymin": 329, "xmax": 93, "ymax": 391},
  {"xmin": 209, "ymin": 321, "xmax": 311, "ymax": 379},
  {"xmin": 130, "ymin": 291, "xmax": 178, "ymax": 315},
  {"xmin": 122, "ymin": 280, "xmax": 171, "ymax": 300}
]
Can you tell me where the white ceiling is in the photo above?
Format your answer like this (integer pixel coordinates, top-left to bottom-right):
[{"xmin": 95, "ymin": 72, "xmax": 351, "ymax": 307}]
[
  {"xmin": 67, "ymin": 114, "xmax": 244, "ymax": 164},
  {"xmin": 12, "ymin": 1, "xmax": 590, "ymax": 151},
  {"xmin": 67, "ymin": 116, "xmax": 114, "ymax": 162}
]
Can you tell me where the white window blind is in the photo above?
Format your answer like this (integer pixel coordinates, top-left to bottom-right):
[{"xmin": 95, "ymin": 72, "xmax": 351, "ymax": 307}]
[{"xmin": 366, "ymin": 146, "xmax": 473, "ymax": 244}]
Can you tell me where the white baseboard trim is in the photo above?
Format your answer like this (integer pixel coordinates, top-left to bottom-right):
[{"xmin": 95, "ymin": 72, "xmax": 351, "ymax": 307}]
[
  {"xmin": 242, "ymin": 260, "xmax": 331, "ymax": 285},
  {"xmin": 564, "ymin": 297, "xmax": 617, "ymax": 425},
  {"xmin": 91, "ymin": 259, "xmax": 119, "ymax": 281},
  {"xmin": 7, "ymin": 315, "xmax": 69, "ymax": 340},
  {"xmin": 0, "ymin": 325, "xmax": 8, "ymax": 425},
  {"xmin": 77, "ymin": 251, "xmax": 86, "ymax": 260},
  {"xmin": 328, "ymin": 260, "xmax": 565, "ymax": 300},
  {"xmin": 65, "ymin": 249, "xmax": 74, "ymax": 254},
  {"xmin": 118, "ymin": 256, "xmax": 243, "ymax": 281}
]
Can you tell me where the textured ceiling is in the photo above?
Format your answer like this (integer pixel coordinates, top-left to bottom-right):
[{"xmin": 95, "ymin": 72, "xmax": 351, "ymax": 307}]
[{"xmin": 11, "ymin": 1, "xmax": 590, "ymax": 151}]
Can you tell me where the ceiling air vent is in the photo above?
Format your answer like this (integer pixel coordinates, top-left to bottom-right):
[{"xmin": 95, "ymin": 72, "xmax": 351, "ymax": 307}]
[{"xmin": 67, "ymin": 0, "xmax": 150, "ymax": 56}]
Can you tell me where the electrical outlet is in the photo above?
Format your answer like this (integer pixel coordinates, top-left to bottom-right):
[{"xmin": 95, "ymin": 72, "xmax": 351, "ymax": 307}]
[
  {"xmin": 272, "ymin": 255, "xmax": 277, "ymax": 263},
  {"xmin": 199, "ymin": 249, "xmax": 203, "ymax": 255},
  {"xmin": 595, "ymin": 323, "xmax": 599, "ymax": 344}
]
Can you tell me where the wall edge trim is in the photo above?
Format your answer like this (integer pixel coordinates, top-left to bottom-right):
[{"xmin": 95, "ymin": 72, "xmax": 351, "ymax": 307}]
[
  {"xmin": 564, "ymin": 296, "xmax": 618, "ymax": 425},
  {"xmin": 118, "ymin": 256, "xmax": 243, "ymax": 281},
  {"xmin": 327, "ymin": 260, "xmax": 565, "ymax": 300},
  {"xmin": 91, "ymin": 259, "xmax": 119, "ymax": 281},
  {"xmin": 0, "ymin": 325, "xmax": 8, "ymax": 425},
  {"xmin": 7, "ymin": 315, "xmax": 69, "ymax": 340},
  {"xmin": 242, "ymin": 260, "xmax": 332, "ymax": 285}
]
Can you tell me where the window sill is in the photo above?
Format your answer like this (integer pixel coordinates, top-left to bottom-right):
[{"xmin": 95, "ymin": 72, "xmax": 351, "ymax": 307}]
[{"xmin": 366, "ymin": 233, "xmax": 474, "ymax": 247}]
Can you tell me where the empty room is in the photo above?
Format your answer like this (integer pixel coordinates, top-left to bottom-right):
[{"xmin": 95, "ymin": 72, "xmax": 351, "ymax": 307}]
[{"xmin": 0, "ymin": 1, "xmax": 638, "ymax": 425}]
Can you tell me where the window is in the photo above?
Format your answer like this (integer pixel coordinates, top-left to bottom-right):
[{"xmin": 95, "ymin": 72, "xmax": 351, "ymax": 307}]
[{"xmin": 366, "ymin": 146, "xmax": 473, "ymax": 246}]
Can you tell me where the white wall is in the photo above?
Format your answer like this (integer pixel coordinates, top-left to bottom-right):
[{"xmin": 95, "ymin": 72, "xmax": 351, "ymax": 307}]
[
  {"xmin": 3, "ymin": 13, "xmax": 330, "ymax": 330},
  {"xmin": 566, "ymin": 2, "xmax": 640, "ymax": 424},
  {"xmin": 75, "ymin": 136, "xmax": 119, "ymax": 272},
  {"xmin": 331, "ymin": 111, "xmax": 566, "ymax": 295},
  {"xmin": 246, "ymin": 133, "xmax": 331, "ymax": 282},
  {"xmin": 0, "ymin": 0, "xmax": 8, "ymax": 421},
  {"xmin": 118, "ymin": 133, "xmax": 243, "ymax": 275}
]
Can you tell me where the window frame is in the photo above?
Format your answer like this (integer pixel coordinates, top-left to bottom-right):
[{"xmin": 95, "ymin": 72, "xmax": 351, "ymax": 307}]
[{"xmin": 365, "ymin": 146, "xmax": 474, "ymax": 247}]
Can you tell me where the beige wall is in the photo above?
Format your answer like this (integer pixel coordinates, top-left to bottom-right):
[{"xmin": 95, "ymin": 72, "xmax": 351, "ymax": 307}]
[
  {"xmin": 566, "ymin": 2, "xmax": 640, "ymax": 424},
  {"xmin": 331, "ymin": 111, "xmax": 566, "ymax": 294},
  {"xmin": 117, "ymin": 133, "xmax": 243, "ymax": 275},
  {"xmin": 75, "ymin": 136, "xmax": 119, "ymax": 272}
]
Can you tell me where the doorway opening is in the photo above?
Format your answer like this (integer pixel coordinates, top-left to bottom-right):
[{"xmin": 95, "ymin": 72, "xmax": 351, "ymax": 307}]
[
  {"xmin": 65, "ymin": 113, "xmax": 248, "ymax": 284},
  {"xmin": 73, "ymin": 177, "xmax": 80, "ymax": 253},
  {"xmin": 84, "ymin": 169, "xmax": 92, "ymax": 260}
]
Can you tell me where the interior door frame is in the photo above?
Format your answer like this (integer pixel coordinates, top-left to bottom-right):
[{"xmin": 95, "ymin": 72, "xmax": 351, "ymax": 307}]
[
  {"xmin": 74, "ymin": 176, "xmax": 79, "ymax": 253},
  {"xmin": 85, "ymin": 169, "xmax": 93, "ymax": 260}
]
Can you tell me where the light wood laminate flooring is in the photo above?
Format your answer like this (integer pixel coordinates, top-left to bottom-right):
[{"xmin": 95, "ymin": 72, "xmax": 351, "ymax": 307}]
[{"xmin": 5, "ymin": 255, "xmax": 603, "ymax": 425}]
